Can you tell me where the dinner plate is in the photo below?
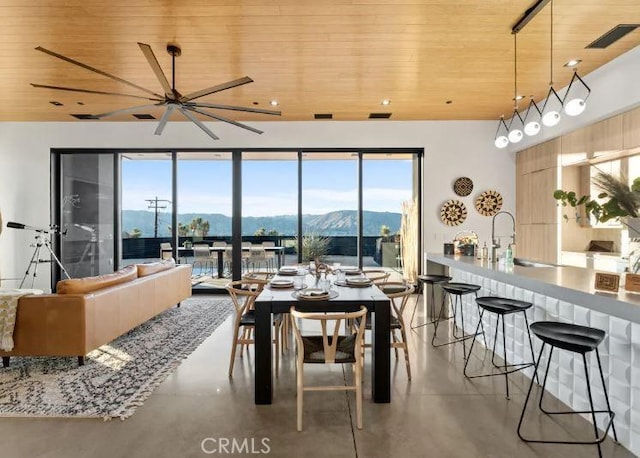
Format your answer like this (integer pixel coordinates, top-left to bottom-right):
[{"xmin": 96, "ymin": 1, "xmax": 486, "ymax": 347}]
[
  {"xmin": 269, "ymin": 279, "xmax": 294, "ymax": 288},
  {"xmin": 295, "ymin": 288, "xmax": 330, "ymax": 300},
  {"xmin": 278, "ymin": 267, "xmax": 300, "ymax": 276},
  {"xmin": 346, "ymin": 277, "xmax": 372, "ymax": 287}
]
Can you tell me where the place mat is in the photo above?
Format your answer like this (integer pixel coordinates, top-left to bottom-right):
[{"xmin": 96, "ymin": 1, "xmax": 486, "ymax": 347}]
[
  {"xmin": 266, "ymin": 283, "xmax": 308, "ymax": 291},
  {"xmin": 292, "ymin": 289, "xmax": 339, "ymax": 301}
]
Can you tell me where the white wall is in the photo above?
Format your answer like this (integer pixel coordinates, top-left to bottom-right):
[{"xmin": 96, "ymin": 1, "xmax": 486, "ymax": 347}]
[{"xmin": 0, "ymin": 120, "xmax": 511, "ymax": 289}]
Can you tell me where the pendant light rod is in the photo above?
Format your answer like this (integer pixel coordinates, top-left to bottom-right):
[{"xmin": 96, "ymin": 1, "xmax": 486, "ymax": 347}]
[
  {"xmin": 549, "ymin": 0, "xmax": 554, "ymax": 86},
  {"xmin": 512, "ymin": 0, "xmax": 551, "ymax": 33},
  {"xmin": 513, "ymin": 33, "xmax": 518, "ymax": 109}
]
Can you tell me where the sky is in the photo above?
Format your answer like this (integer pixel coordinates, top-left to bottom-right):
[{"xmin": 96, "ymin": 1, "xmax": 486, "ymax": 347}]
[{"xmin": 121, "ymin": 157, "xmax": 413, "ymax": 217}]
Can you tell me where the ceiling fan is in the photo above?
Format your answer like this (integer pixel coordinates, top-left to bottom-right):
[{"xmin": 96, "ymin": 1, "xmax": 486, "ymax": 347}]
[{"xmin": 31, "ymin": 43, "xmax": 281, "ymax": 140}]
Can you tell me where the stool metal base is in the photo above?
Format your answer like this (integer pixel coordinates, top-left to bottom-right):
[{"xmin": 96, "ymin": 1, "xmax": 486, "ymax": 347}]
[
  {"xmin": 517, "ymin": 344, "xmax": 618, "ymax": 458},
  {"xmin": 410, "ymin": 279, "xmax": 446, "ymax": 329},
  {"xmin": 463, "ymin": 308, "xmax": 538, "ymax": 399},
  {"xmin": 431, "ymin": 290, "xmax": 486, "ymax": 360}
]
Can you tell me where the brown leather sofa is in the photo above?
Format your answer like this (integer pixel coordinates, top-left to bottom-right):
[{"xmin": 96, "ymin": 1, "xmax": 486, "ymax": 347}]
[{"xmin": 1, "ymin": 260, "xmax": 192, "ymax": 367}]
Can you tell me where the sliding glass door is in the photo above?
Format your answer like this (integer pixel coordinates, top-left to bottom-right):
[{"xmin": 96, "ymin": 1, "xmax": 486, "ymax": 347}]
[
  {"xmin": 58, "ymin": 153, "xmax": 115, "ymax": 278},
  {"xmin": 120, "ymin": 152, "xmax": 173, "ymax": 267}
]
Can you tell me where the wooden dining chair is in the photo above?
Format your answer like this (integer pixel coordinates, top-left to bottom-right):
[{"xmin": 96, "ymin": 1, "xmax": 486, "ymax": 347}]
[
  {"xmin": 361, "ymin": 282, "xmax": 415, "ymax": 380},
  {"xmin": 226, "ymin": 279, "xmax": 284, "ymax": 377},
  {"xmin": 363, "ymin": 269, "xmax": 391, "ymax": 285},
  {"xmin": 289, "ymin": 305, "xmax": 368, "ymax": 431}
]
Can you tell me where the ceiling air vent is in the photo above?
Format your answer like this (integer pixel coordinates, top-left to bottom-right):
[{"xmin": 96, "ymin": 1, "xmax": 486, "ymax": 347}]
[
  {"xmin": 369, "ymin": 113, "xmax": 392, "ymax": 119},
  {"xmin": 586, "ymin": 24, "xmax": 639, "ymax": 48},
  {"xmin": 314, "ymin": 113, "xmax": 333, "ymax": 119},
  {"xmin": 70, "ymin": 113, "xmax": 98, "ymax": 120},
  {"xmin": 133, "ymin": 113, "xmax": 156, "ymax": 119}
]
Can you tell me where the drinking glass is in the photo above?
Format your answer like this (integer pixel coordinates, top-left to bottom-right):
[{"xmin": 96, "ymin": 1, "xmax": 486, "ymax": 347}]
[
  {"xmin": 293, "ymin": 275, "xmax": 304, "ymax": 290},
  {"xmin": 336, "ymin": 270, "xmax": 346, "ymax": 283}
]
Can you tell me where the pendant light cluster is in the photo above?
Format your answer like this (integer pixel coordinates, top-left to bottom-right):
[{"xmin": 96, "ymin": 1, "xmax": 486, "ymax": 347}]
[{"xmin": 494, "ymin": 0, "xmax": 591, "ymax": 149}]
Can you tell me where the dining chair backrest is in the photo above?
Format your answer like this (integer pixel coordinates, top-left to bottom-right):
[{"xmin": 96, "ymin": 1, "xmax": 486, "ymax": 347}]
[
  {"xmin": 160, "ymin": 242, "xmax": 172, "ymax": 260},
  {"xmin": 225, "ymin": 279, "xmax": 264, "ymax": 315},
  {"xmin": 212, "ymin": 241, "xmax": 227, "ymax": 248},
  {"xmin": 379, "ymin": 282, "xmax": 415, "ymax": 318},
  {"xmin": 364, "ymin": 270, "xmax": 390, "ymax": 285},
  {"xmin": 290, "ymin": 306, "xmax": 368, "ymax": 364},
  {"xmin": 262, "ymin": 241, "xmax": 275, "ymax": 248},
  {"xmin": 193, "ymin": 244, "xmax": 210, "ymax": 260}
]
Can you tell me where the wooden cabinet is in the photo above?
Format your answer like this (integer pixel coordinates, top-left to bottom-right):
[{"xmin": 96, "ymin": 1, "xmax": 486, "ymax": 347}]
[
  {"xmin": 561, "ymin": 126, "xmax": 591, "ymax": 164},
  {"xmin": 623, "ymin": 106, "xmax": 640, "ymax": 150},
  {"xmin": 590, "ymin": 113, "xmax": 624, "ymax": 153}
]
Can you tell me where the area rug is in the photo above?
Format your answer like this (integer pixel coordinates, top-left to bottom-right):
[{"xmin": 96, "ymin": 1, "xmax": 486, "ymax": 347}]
[{"xmin": 0, "ymin": 297, "xmax": 232, "ymax": 420}]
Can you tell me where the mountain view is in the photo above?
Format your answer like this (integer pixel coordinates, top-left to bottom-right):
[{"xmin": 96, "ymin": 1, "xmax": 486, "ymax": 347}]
[{"xmin": 122, "ymin": 210, "xmax": 401, "ymax": 237}]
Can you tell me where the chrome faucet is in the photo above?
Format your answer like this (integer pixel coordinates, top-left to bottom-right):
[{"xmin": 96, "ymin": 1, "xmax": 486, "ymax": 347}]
[{"xmin": 491, "ymin": 211, "xmax": 516, "ymax": 262}]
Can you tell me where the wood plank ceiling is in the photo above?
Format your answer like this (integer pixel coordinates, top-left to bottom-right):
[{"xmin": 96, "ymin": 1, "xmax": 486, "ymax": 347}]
[{"xmin": 0, "ymin": 0, "xmax": 638, "ymax": 122}]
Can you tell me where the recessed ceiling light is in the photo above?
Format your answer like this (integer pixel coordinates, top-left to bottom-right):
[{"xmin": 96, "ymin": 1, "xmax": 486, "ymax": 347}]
[
  {"xmin": 446, "ymin": 100, "xmax": 453, "ymax": 104},
  {"xmin": 380, "ymin": 99, "xmax": 391, "ymax": 106},
  {"xmin": 513, "ymin": 95, "xmax": 524, "ymax": 101},
  {"xmin": 564, "ymin": 59, "xmax": 582, "ymax": 67},
  {"xmin": 269, "ymin": 100, "xmax": 279, "ymax": 106}
]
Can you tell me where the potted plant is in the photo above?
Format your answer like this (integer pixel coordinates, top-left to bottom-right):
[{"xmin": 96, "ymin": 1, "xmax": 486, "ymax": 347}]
[
  {"xmin": 554, "ymin": 171, "xmax": 640, "ymax": 229},
  {"xmin": 554, "ymin": 171, "xmax": 640, "ymax": 273}
]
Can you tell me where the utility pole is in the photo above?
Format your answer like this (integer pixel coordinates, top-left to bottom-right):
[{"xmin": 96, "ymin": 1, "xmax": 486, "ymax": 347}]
[{"xmin": 146, "ymin": 197, "xmax": 171, "ymax": 238}]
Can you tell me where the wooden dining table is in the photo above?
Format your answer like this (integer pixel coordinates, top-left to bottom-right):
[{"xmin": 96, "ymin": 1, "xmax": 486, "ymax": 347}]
[{"xmin": 253, "ymin": 272, "xmax": 391, "ymax": 405}]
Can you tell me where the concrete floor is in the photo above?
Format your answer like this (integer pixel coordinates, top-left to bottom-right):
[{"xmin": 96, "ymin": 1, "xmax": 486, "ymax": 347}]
[{"xmin": 0, "ymin": 295, "xmax": 633, "ymax": 458}]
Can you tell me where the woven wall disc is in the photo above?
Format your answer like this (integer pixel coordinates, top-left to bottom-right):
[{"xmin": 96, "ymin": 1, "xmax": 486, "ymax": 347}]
[
  {"xmin": 475, "ymin": 190, "xmax": 503, "ymax": 216},
  {"xmin": 440, "ymin": 200, "xmax": 467, "ymax": 226},
  {"xmin": 453, "ymin": 177, "xmax": 473, "ymax": 196}
]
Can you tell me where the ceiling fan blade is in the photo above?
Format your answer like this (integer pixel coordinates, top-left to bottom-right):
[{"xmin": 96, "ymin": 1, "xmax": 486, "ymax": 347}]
[
  {"xmin": 186, "ymin": 106, "xmax": 263, "ymax": 135},
  {"xmin": 35, "ymin": 46, "xmax": 163, "ymax": 99},
  {"xmin": 94, "ymin": 103, "xmax": 162, "ymax": 119},
  {"xmin": 179, "ymin": 76, "xmax": 253, "ymax": 103},
  {"xmin": 30, "ymin": 83, "xmax": 163, "ymax": 101},
  {"xmin": 178, "ymin": 107, "xmax": 220, "ymax": 140},
  {"xmin": 137, "ymin": 42, "xmax": 173, "ymax": 99},
  {"xmin": 187, "ymin": 102, "xmax": 281, "ymax": 116},
  {"xmin": 154, "ymin": 104, "xmax": 175, "ymax": 135}
]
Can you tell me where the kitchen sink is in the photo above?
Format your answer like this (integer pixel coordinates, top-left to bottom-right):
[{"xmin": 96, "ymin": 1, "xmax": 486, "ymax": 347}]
[{"xmin": 513, "ymin": 258, "xmax": 557, "ymax": 268}]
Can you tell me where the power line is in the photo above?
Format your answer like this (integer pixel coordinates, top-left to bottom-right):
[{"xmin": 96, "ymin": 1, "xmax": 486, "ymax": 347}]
[{"xmin": 146, "ymin": 196, "xmax": 171, "ymax": 238}]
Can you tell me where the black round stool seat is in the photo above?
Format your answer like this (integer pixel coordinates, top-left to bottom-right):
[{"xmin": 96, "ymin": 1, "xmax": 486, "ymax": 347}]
[
  {"xmin": 441, "ymin": 282, "xmax": 481, "ymax": 295},
  {"xmin": 476, "ymin": 296, "xmax": 533, "ymax": 315},
  {"xmin": 530, "ymin": 321, "xmax": 605, "ymax": 354},
  {"xmin": 417, "ymin": 274, "xmax": 452, "ymax": 285}
]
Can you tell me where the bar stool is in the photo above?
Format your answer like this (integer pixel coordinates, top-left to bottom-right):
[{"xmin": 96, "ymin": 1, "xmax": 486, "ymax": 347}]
[
  {"xmin": 431, "ymin": 282, "xmax": 485, "ymax": 360},
  {"xmin": 410, "ymin": 274, "xmax": 451, "ymax": 329},
  {"xmin": 517, "ymin": 321, "xmax": 617, "ymax": 458},
  {"xmin": 463, "ymin": 296, "xmax": 538, "ymax": 399}
]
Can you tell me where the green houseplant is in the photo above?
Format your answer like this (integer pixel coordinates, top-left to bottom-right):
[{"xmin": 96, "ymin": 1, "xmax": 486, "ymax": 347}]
[{"xmin": 553, "ymin": 171, "xmax": 640, "ymax": 223}]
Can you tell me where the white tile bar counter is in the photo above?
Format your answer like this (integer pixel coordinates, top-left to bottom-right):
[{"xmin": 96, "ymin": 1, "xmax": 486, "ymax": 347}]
[{"xmin": 427, "ymin": 253, "xmax": 640, "ymax": 456}]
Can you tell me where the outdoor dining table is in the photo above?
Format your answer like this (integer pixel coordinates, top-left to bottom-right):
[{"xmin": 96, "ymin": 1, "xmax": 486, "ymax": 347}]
[
  {"xmin": 163, "ymin": 245, "xmax": 285, "ymax": 278},
  {"xmin": 253, "ymin": 272, "xmax": 391, "ymax": 405}
]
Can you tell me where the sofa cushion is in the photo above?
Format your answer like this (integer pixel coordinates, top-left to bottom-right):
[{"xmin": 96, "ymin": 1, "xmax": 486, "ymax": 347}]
[
  {"xmin": 56, "ymin": 265, "xmax": 137, "ymax": 294},
  {"xmin": 136, "ymin": 258, "xmax": 176, "ymax": 277}
]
